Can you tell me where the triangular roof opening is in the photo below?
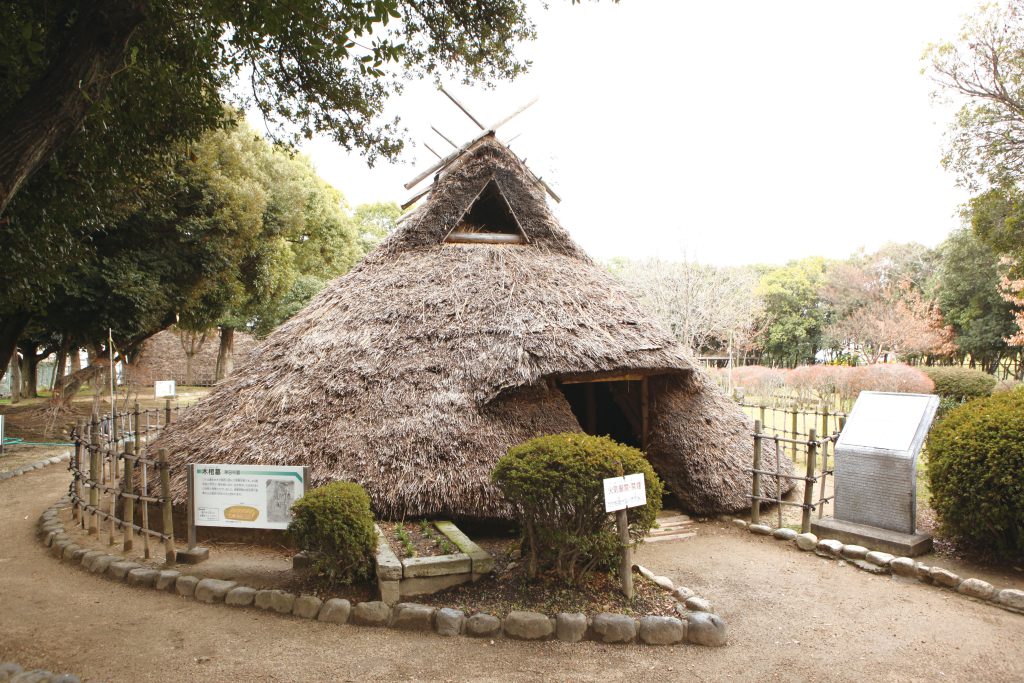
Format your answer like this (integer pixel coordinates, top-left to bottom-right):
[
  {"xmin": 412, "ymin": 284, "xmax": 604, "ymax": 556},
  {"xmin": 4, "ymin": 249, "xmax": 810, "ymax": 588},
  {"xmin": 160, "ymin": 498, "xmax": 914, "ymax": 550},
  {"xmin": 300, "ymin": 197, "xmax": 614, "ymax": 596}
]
[{"xmin": 445, "ymin": 178, "xmax": 528, "ymax": 245}]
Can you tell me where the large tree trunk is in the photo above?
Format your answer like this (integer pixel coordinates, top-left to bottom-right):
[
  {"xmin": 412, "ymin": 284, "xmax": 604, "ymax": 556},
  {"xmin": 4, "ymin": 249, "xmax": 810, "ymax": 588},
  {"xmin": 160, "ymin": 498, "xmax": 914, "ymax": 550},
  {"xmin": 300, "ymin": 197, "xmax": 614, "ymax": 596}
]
[
  {"xmin": 23, "ymin": 349, "xmax": 39, "ymax": 399},
  {"xmin": 0, "ymin": 312, "xmax": 31, "ymax": 381},
  {"xmin": 9, "ymin": 351, "xmax": 21, "ymax": 404},
  {"xmin": 0, "ymin": 1, "xmax": 147, "ymax": 216},
  {"xmin": 215, "ymin": 327, "xmax": 235, "ymax": 382},
  {"xmin": 53, "ymin": 362, "xmax": 107, "ymax": 410},
  {"xmin": 70, "ymin": 347, "xmax": 81, "ymax": 373},
  {"xmin": 52, "ymin": 337, "xmax": 69, "ymax": 393}
]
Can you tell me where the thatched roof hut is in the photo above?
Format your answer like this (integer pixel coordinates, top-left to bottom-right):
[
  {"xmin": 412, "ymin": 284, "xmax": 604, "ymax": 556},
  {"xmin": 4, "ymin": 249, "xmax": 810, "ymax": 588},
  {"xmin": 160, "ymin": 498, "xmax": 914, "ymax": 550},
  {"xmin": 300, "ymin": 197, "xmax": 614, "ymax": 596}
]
[
  {"xmin": 156, "ymin": 136, "xmax": 792, "ymax": 518},
  {"xmin": 130, "ymin": 328, "xmax": 256, "ymax": 387}
]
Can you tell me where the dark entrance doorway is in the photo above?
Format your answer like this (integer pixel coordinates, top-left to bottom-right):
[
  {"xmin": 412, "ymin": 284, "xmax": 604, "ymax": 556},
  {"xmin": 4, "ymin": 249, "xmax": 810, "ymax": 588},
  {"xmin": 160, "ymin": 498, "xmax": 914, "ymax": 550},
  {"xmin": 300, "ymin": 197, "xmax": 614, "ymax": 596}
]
[{"xmin": 559, "ymin": 379, "xmax": 645, "ymax": 449}]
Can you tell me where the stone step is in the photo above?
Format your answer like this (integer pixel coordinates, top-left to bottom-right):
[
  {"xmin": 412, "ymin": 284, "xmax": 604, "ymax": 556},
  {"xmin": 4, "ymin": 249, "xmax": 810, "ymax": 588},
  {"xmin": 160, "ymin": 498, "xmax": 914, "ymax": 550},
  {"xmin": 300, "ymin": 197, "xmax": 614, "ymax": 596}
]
[
  {"xmin": 649, "ymin": 526, "xmax": 694, "ymax": 537},
  {"xmin": 642, "ymin": 532, "xmax": 696, "ymax": 544},
  {"xmin": 656, "ymin": 514, "xmax": 692, "ymax": 524}
]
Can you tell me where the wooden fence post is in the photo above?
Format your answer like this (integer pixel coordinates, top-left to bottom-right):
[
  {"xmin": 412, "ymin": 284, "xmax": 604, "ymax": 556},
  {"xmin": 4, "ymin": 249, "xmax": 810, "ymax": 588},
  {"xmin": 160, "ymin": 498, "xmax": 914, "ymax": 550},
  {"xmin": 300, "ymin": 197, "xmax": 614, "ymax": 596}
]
[
  {"xmin": 134, "ymin": 402, "xmax": 150, "ymax": 559},
  {"xmin": 802, "ymin": 429, "xmax": 817, "ymax": 533},
  {"xmin": 72, "ymin": 420, "xmax": 83, "ymax": 521},
  {"xmin": 88, "ymin": 414, "xmax": 100, "ymax": 535},
  {"xmin": 751, "ymin": 420, "xmax": 762, "ymax": 525},
  {"xmin": 111, "ymin": 404, "xmax": 119, "ymax": 479},
  {"xmin": 159, "ymin": 449, "xmax": 176, "ymax": 565},
  {"xmin": 164, "ymin": 399, "xmax": 172, "ymax": 427},
  {"xmin": 616, "ymin": 509, "xmax": 633, "ymax": 599},
  {"xmin": 759, "ymin": 404, "xmax": 766, "ymax": 431},
  {"xmin": 122, "ymin": 454, "xmax": 135, "ymax": 552},
  {"xmin": 790, "ymin": 404, "xmax": 799, "ymax": 461}
]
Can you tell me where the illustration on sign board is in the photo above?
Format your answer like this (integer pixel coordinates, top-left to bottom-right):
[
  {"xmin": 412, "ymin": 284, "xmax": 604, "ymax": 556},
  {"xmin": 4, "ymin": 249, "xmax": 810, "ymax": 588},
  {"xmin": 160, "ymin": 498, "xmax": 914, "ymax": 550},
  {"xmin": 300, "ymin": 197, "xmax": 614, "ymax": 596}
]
[{"xmin": 266, "ymin": 479, "xmax": 296, "ymax": 523}]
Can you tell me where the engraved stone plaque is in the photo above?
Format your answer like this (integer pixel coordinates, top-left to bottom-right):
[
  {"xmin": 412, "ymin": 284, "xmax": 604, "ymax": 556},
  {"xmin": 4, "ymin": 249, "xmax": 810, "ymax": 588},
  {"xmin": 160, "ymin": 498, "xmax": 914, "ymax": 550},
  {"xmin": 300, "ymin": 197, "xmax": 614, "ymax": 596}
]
[{"xmin": 833, "ymin": 391, "xmax": 939, "ymax": 535}]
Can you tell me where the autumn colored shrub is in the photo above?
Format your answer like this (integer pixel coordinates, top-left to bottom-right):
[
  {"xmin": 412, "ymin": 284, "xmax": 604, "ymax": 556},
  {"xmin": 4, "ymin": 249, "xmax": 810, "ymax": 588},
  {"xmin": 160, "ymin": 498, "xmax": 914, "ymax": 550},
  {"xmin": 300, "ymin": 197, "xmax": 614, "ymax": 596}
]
[
  {"xmin": 926, "ymin": 390, "xmax": 1024, "ymax": 563},
  {"xmin": 848, "ymin": 364, "xmax": 935, "ymax": 396}
]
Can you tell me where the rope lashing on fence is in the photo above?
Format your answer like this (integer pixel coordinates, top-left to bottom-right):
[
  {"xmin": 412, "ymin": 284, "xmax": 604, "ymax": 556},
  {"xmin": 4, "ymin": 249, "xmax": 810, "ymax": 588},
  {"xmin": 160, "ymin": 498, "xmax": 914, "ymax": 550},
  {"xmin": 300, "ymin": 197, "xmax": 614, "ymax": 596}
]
[
  {"xmin": 69, "ymin": 403, "xmax": 178, "ymax": 563},
  {"xmin": 746, "ymin": 424, "xmax": 842, "ymax": 533}
]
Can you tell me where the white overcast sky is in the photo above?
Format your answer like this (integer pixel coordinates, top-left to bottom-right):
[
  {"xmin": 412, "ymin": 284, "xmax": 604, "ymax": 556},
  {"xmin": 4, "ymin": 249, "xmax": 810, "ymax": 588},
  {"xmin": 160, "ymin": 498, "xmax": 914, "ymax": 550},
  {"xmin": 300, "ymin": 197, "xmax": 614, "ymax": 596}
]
[{"xmin": 289, "ymin": 0, "xmax": 980, "ymax": 267}]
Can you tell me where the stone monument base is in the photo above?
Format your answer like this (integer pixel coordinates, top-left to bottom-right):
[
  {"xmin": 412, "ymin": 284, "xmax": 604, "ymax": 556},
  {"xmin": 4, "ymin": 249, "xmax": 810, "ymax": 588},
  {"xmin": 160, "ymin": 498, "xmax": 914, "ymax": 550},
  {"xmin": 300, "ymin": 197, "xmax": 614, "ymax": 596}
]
[{"xmin": 811, "ymin": 517, "xmax": 932, "ymax": 557}]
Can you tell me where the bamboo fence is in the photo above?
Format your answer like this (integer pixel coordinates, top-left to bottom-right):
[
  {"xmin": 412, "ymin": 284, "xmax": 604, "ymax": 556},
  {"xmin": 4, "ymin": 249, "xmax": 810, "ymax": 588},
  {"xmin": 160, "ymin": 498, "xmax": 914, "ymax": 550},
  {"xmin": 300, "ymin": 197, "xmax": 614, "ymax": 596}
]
[{"xmin": 68, "ymin": 401, "xmax": 184, "ymax": 563}]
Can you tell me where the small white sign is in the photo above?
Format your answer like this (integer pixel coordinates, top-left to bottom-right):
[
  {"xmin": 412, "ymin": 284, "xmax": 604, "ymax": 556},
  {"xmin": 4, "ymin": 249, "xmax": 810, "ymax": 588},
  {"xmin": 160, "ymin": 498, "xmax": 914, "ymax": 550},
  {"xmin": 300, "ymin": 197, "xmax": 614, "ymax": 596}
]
[
  {"xmin": 154, "ymin": 380, "xmax": 176, "ymax": 398},
  {"xmin": 603, "ymin": 472, "xmax": 647, "ymax": 513},
  {"xmin": 193, "ymin": 464, "xmax": 306, "ymax": 530}
]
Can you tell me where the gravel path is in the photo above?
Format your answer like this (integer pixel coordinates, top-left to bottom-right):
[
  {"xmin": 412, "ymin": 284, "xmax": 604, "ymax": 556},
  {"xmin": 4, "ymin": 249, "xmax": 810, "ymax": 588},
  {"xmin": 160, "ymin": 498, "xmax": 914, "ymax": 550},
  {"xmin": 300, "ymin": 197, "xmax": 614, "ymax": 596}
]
[{"xmin": 1, "ymin": 466, "xmax": 1022, "ymax": 682}]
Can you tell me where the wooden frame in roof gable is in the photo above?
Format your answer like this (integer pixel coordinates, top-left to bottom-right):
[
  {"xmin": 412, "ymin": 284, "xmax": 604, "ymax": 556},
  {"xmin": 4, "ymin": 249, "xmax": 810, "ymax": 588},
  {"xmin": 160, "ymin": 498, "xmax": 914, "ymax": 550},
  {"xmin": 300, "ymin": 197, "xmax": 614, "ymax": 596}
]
[{"xmin": 444, "ymin": 177, "xmax": 529, "ymax": 245}]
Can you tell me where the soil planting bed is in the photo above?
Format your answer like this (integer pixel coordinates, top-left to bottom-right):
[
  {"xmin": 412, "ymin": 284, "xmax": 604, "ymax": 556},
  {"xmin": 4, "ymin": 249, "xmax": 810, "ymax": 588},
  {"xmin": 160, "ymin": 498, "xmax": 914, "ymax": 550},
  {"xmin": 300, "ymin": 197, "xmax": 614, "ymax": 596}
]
[{"xmin": 380, "ymin": 520, "xmax": 459, "ymax": 559}]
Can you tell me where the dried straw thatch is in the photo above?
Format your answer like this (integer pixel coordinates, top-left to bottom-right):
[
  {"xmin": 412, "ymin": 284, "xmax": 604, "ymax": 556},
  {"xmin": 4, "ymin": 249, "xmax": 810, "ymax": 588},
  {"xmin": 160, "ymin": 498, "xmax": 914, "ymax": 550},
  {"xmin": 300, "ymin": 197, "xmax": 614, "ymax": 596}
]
[{"xmin": 156, "ymin": 136, "xmax": 792, "ymax": 518}]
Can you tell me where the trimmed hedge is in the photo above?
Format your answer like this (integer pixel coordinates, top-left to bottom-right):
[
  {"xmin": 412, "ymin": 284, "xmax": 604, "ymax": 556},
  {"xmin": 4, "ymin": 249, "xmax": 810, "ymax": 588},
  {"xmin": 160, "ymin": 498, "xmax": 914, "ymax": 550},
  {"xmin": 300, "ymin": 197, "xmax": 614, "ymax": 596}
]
[
  {"xmin": 926, "ymin": 389, "xmax": 1024, "ymax": 563},
  {"xmin": 288, "ymin": 481, "xmax": 376, "ymax": 584},
  {"xmin": 492, "ymin": 433, "xmax": 663, "ymax": 585},
  {"xmin": 922, "ymin": 366, "xmax": 996, "ymax": 401}
]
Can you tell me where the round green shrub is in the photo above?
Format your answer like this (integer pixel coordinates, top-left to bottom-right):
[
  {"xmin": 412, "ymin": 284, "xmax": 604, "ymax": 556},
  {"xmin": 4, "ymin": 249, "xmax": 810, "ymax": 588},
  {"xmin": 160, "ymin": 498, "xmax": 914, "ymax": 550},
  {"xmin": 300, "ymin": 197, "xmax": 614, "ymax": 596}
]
[
  {"xmin": 288, "ymin": 481, "xmax": 376, "ymax": 584},
  {"xmin": 922, "ymin": 366, "xmax": 997, "ymax": 401},
  {"xmin": 492, "ymin": 432, "xmax": 664, "ymax": 584},
  {"xmin": 926, "ymin": 389, "xmax": 1024, "ymax": 563}
]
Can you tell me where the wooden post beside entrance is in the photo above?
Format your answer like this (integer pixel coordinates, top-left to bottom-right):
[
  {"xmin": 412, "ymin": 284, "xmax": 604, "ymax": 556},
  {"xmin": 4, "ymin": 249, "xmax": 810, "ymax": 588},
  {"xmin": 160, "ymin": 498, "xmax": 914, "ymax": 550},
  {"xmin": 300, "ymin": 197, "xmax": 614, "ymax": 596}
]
[
  {"xmin": 751, "ymin": 419, "xmax": 763, "ymax": 525},
  {"xmin": 123, "ymin": 453, "xmax": 135, "ymax": 552},
  {"xmin": 88, "ymin": 414, "xmax": 100, "ymax": 535},
  {"xmin": 802, "ymin": 429, "xmax": 817, "ymax": 533},
  {"xmin": 158, "ymin": 449, "xmax": 175, "ymax": 565},
  {"xmin": 616, "ymin": 509, "xmax": 633, "ymax": 600}
]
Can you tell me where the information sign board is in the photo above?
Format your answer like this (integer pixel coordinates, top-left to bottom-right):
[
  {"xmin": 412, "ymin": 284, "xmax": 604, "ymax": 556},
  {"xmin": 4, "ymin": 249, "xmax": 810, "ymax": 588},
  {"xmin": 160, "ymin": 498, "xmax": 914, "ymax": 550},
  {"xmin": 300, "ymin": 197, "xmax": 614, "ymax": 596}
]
[
  {"xmin": 833, "ymin": 391, "xmax": 939, "ymax": 534},
  {"xmin": 154, "ymin": 380, "xmax": 176, "ymax": 398},
  {"xmin": 603, "ymin": 472, "xmax": 647, "ymax": 513},
  {"xmin": 192, "ymin": 464, "xmax": 306, "ymax": 530}
]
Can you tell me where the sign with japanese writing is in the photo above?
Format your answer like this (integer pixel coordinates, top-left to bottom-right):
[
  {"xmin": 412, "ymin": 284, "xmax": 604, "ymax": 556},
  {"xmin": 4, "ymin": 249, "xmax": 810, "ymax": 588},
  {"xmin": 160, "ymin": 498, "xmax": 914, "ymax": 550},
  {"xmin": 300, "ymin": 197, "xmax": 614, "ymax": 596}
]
[
  {"xmin": 603, "ymin": 472, "xmax": 647, "ymax": 513},
  {"xmin": 192, "ymin": 464, "xmax": 306, "ymax": 530},
  {"xmin": 154, "ymin": 380, "xmax": 176, "ymax": 398}
]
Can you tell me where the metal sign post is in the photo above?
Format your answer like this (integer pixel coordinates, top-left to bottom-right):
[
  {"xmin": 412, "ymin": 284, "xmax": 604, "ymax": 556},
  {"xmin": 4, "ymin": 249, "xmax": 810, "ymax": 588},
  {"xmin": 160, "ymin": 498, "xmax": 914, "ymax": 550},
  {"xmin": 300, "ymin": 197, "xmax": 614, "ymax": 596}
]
[{"xmin": 603, "ymin": 472, "xmax": 647, "ymax": 599}]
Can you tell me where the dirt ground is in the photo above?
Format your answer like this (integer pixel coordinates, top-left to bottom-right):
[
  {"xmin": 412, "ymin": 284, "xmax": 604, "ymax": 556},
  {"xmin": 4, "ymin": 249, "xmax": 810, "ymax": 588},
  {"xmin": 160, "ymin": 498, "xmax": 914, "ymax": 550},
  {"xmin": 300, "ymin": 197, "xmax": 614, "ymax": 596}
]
[{"xmin": 2, "ymin": 467, "xmax": 1023, "ymax": 682}]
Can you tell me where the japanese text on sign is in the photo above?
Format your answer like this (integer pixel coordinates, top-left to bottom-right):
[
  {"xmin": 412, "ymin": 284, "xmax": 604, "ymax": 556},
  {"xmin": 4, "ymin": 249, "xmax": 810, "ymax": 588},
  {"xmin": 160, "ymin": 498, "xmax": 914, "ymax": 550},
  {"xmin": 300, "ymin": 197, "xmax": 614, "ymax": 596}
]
[
  {"xmin": 603, "ymin": 472, "xmax": 647, "ymax": 513},
  {"xmin": 192, "ymin": 464, "xmax": 305, "ymax": 530}
]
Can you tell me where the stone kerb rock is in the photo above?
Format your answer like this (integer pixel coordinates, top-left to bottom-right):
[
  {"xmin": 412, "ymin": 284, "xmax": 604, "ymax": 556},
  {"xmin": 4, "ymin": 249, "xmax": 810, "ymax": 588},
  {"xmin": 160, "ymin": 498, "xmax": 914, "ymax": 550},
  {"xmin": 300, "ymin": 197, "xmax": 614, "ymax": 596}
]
[
  {"xmin": 0, "ymin": 452, "xmax": 71, "ymax": 480},
  {"xmin": 555, "ymin": 613, "xmax": 587, "ymax": 643},
  {"xmin": 352, "ymin": 600, "xmax": 391, "ymax": 627},
  {"xmin": 391, "ymin": 603, "xmax": 436, "ymax": 631},
  {"xmin": 772, "ymin": 528, "xmax": 798, "ymax": 541},
  {"xmin": 292, "ymin": 595, "xmax": 323, "ymax": 619},
  {"xmin": 638, "ymin": 616, "xmax": 686, "ymax": 645},
  {"xmin": 318, "ymin": 598, "xmax": 352, "ymax": 624},
  {"xmin": 957, "ymin": 578, "xmax": 995, "ymax": 601},
  {"xmin": 997, "ymin": 589, "xmax": 1024, "ymax": 612},
  {"xmin": 226, "ymin": 586, "xmax": 258, "ymax": 607},
  {"xmin": 435, "ymin": 608, "xmax": 464, "ymax": 637},
  {"xmin": 503, "ymin": 611, "xmax": 554, "ymax": 640},
  {"xmin": 731, "ymin": 510, "xmax": 1024, "ymax": 619},
  {"xmin": 466, "ymin": 613, "xmax": 502, "ymax": 637},
  {"xmin": 590, "ymin": 613, "xmax": 636, "ymax": 644},
  {"xmin": 685, "ymin": 612, "xmax": 728, "ymax": 647}
]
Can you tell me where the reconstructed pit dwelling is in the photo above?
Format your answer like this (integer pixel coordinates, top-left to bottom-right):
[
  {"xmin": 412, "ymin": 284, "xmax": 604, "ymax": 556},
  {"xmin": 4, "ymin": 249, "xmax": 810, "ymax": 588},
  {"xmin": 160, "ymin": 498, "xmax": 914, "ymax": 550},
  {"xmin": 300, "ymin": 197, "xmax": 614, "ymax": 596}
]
[{"xmin": 157, "ymin": 136, "xmax": 792, "ymax": 520}]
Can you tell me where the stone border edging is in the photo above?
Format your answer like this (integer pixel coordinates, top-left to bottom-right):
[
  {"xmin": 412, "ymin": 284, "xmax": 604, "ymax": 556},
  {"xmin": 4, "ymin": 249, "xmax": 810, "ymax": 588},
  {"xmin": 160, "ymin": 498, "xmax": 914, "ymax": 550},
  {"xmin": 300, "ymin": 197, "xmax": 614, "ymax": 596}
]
[
  {"xmin": 0, "ymin": 661, "xmax": 84, "ymax": 683},
  {"xmin": 37, "ymin": 499, "xmax": 727, "ymax": 648},
  {"xmin": 727, "ymin": 517, "xmax": 1024, "ymax": 616},
  {"xmin": 0, "ymin": 452, "xmax": 70, "ymax": 480}
]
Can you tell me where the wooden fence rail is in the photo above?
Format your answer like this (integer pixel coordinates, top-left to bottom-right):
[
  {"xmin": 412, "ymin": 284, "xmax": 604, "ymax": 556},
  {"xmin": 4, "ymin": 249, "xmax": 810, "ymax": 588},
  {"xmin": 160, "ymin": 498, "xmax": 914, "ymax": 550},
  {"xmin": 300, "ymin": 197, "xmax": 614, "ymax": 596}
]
[
  {"xmin": 746, "ymin": 420, "xmax": 842, "ymax": 533},
  {"xmin": 67, "ymin": 402, "xmax": 185, "ymax": 564}
]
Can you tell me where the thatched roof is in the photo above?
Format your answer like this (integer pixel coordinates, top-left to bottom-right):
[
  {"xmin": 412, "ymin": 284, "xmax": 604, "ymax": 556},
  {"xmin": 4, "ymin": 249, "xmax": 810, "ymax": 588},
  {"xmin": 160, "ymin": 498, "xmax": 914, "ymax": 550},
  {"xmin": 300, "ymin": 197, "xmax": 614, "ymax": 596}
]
[
  {"xmin": 156, "ymin": 136, "xmax": 791, "ymax": 518},
  {"xmin": 129, "ymin": 328, "xmax": 256, "ymax": 386}
]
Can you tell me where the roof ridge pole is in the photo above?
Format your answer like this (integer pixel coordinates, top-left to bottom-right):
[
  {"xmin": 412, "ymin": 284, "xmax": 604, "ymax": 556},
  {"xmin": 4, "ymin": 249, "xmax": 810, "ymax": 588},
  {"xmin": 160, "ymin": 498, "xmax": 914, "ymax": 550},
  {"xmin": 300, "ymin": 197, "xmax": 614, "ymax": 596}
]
[
  {"xmin": 403, "ymin": 98, "xmax": 539, "ymax": 191},
  {"xmin": 439, "ymin": 85, "xmax": 485, "ymax": 130}
]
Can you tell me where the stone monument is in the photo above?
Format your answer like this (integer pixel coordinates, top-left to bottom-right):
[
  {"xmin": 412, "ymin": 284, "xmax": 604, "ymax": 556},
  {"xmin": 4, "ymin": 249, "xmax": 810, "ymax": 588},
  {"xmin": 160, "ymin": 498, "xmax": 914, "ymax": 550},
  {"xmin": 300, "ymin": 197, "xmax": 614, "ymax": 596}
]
[{"xmin": 811, "ymin": 391, "xmax": 939, "ymax": 556}]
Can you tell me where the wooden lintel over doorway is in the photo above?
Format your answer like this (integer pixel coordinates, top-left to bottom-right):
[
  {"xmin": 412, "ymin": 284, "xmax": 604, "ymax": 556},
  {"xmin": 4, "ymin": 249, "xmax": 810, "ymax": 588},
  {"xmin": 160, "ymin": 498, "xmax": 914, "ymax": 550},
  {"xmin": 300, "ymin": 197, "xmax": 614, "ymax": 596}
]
[{"xmin": 558, "ymin": 371, "xmax": 651, "ymax": 384}]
